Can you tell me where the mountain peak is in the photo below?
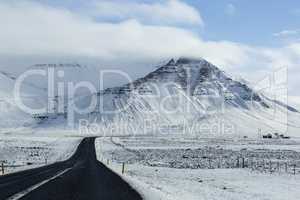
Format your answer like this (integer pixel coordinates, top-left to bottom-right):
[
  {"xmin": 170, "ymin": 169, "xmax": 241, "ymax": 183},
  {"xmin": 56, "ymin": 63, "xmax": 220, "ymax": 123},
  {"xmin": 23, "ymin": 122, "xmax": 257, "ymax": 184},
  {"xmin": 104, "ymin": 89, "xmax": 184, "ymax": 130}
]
[
  {"xmin": 176, "ymin": 57, "xmax": 204, "ymax": 65},
  {"xmin": 166, "ymin": 58, "xmax": 176, "ymax": 66}
]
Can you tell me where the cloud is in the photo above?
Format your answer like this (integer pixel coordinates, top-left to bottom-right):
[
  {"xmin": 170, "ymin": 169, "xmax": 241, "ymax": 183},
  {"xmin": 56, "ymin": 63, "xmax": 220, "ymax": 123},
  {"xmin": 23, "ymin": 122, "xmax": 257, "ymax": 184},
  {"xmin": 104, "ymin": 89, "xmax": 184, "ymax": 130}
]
[
  {"xmin": 225, "ymin": 3, "xmax": 236, "ymax": 16},
  {"xmin": 0, "ymin": 0, "xmax": 299, "ymax": 95},
  {"xmin": 92, "ymin": 0, "xmax": 204, "ymax": 26},
  {"xmin": 0, "ymin": 1, "xmax": 232, "ymax": 67},
  {"xmin": 273, "ymin": 30, "xmax": 300, "ymax": 37}
]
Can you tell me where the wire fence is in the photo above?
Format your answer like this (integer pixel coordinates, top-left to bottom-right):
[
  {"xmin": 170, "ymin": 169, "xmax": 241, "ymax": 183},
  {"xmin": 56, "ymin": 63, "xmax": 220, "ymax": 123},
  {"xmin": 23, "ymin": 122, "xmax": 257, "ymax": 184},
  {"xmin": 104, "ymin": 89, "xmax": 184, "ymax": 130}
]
[
  {"xmin": 200, "ymin": 157, "xmax": 300, "ymax": 175},
  {"xmin": 0, "ymin": 161, "xmax": 47, "ymax": 176}
]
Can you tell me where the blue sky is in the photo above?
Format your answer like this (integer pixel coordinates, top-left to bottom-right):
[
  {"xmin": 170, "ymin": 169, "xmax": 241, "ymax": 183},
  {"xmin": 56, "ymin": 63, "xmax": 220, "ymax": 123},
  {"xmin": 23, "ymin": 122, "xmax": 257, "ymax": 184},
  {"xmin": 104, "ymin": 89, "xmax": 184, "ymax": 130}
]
[
  {"xmin": 0, "ymin": 0, "xmax": 299, "ymax": 95},
  {"xmin": 33, "ymin": 0, "xmax": 300, "ymax": 47},
  {"xmin": 189, "ymin": 0, "xmax": 300, "ymax": 47}
]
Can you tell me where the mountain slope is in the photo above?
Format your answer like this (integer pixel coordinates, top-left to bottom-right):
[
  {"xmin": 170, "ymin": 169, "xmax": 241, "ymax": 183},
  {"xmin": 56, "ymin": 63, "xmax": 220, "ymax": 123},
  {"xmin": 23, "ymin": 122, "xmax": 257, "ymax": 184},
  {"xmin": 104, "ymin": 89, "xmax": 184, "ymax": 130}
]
[
  {"xmin": 1, "ymin": 58, "xmax": 299, "ymax": 137},
  {"xmin": 0, "ymin": 73, "xmax": 36, "ymax": 128},
  {"xmin": 75, "ymin": 58, "xmax": 300, "ymax": 137}
]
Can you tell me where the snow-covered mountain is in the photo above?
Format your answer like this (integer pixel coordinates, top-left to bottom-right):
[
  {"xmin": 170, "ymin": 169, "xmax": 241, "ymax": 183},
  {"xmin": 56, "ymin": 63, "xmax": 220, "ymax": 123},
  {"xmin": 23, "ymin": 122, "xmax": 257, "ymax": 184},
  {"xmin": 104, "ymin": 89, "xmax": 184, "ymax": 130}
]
[
  {"xmin": 0, "ymin": 63, "xmax": 90, "ymax": 128},
  {"xmin": 1, "ymin": 58, "xmax": 300, "ymax": 137},
  {"xmin": 75, "ymin": 57, "xmax": 300, "ymax": 137},
  {"xmin": 0, "ymin": 72, "xmax": 36, "ymax": 128},
  {"xmin": 98, "ymin": 57, "xmax": 269, "ymax": 111}
]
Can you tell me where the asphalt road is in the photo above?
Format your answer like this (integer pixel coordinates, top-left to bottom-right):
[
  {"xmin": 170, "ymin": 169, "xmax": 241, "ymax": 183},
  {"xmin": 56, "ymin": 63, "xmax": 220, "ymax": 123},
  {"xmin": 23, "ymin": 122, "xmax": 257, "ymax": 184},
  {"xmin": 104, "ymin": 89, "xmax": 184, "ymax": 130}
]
[{"xmin": 0, "ymin": 138, "xmax": 143, "ymax": 200}]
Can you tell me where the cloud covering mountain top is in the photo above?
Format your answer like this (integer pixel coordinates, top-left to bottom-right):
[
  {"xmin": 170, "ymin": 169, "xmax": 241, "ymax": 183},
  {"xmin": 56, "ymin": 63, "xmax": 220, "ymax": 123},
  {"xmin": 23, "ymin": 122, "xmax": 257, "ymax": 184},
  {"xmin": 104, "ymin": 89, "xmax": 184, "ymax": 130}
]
[{"xmin": 0, "ymin": 0, "xmax": 299, "ymax": 96}]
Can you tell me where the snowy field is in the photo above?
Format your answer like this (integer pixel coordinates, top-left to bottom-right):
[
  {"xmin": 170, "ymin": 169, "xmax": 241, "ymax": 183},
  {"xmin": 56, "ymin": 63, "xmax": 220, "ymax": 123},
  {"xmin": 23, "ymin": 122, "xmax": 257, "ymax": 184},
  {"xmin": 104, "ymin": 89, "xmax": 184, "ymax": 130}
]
[
  {"xmin": 0, "ymin": 136, "xmax": 81, "ymax": 174},
  {"xmin": 125, "ymin": 166, "xmax": 300, "ymax": 200},
  {"xmin": 96, "ymin": 136, "xmax": 300, "ymax": 200}
]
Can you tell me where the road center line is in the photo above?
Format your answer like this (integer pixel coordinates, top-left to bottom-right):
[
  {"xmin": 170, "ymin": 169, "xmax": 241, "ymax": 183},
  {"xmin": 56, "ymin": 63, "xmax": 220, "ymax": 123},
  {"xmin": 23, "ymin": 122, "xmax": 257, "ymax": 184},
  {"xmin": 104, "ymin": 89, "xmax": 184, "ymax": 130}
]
[{"xmin": 7, "ymin": 168, "xmax": 72, "ymax": 200}]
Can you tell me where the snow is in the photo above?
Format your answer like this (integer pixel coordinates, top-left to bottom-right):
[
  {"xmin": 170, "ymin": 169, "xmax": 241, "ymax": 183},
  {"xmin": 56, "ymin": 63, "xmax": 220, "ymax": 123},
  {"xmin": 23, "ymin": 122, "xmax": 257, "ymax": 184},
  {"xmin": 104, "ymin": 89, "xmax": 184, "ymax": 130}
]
[
  {"xmin": 289, "ymin": 96, "xmax": 300, "ymax": 111},
  {"xmin": 124, "ymin": 166, "xmax": 300, "ymax": 200},
  {"xmin": 1, "ymin": 58, "xmax": 300, "ymax": 199},
  {"xmin": 0, "ymin": 58, "xmax": 299, "ymax": 139},
  {"xmin": 95, "ymin": 136, "xmax": 300, "ymax": 200},
  {"xmin": 66, "ymin": 58, "xmax": 300, "ymax": 139},
  {"xmin": 0, "ymin": 136, "xmax": 81, "ymax": 174},
  {"xmin": 0, "ymin": 71, "xmax": 45, "ymax": 128}
]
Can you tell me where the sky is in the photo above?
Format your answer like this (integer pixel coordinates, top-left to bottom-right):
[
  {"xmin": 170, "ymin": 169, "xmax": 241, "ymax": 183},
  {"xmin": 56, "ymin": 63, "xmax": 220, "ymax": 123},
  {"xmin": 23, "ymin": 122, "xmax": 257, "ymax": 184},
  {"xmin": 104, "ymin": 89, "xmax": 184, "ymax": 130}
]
[{"xmin": 0, "ymin": 0, "xmax": 299, "ymax": 96}]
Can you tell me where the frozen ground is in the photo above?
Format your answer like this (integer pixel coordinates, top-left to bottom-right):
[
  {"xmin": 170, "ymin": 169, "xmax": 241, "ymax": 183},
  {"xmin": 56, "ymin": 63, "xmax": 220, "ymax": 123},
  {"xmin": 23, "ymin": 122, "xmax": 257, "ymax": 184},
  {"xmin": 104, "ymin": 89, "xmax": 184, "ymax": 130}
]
[
  {"xmin": 125, "ymin": 166, "xmax": 300, "ymax": 200},
  {"xmin": 0, "ymin": 136, "xmax": 81, "ymax": 174},
  {"xmin": 96, "ymin": 136, "xmax": 300, "ymax": 200},
  {"xmin": 97, "ymin": 136, "xmax": 300, "ymax": 169}
]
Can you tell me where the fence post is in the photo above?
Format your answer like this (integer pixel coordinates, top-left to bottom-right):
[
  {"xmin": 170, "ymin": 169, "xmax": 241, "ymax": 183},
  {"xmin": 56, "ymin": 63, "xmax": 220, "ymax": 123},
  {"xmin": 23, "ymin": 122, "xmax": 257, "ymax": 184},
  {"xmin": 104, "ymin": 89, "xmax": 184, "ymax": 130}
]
[
  {"xmin": 277, "ymin": 162, "xmax": 280, "ymax": 172},
  {"xmin": 236, "ymin": 157, "xmax": 240, "ymax": 168},
  {"xmin": 122, "ymin": 163, "xmax": 125, "ymax": 174},
  {"xmin": 285, "ymin": 162, "xmax": 288, "ymax": 173},
  {"xmin": 1, "ymin": 162, "xmax": 4, "ymax": 175},
  {"xmin": 242, "ymin": 158, "xmax": 245, "ymax": 168},
  {"xmin": 107, "ymin": 159, "xmax": 110, "ymax": 165},
  {"xmin": 293, "ymin": 164, "xmax": 296, "ymax": 175},
  {"xmin": 269, "ymin": 160, "xmax": 272, "ymax": 173}
]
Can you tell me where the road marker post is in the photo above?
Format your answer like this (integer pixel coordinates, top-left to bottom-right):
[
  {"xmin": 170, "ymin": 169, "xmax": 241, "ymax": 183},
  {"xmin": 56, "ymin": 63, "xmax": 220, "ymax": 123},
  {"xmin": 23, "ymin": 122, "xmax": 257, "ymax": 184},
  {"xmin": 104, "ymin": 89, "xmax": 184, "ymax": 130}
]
[
  {"xmin": 242, "ymin": 158, "xmax": 245, "ymax": 168},
  {"xmin": 122, "ymin": 163, "xmax": 125, "ymax": 174},
  {"xmin": 285, "ymin": 162, "xmax": 288, "ymax": 173},
  {"xmin": 293, "ymin": 164, "xmax": 296, "ymax": 175},
  {"xmin": 236, "ymin": 157, "xmax": 240, "ymax": 168},
  {"xmin": 1, "ymin": 162, "xmax": 4, "ymax": 175}
]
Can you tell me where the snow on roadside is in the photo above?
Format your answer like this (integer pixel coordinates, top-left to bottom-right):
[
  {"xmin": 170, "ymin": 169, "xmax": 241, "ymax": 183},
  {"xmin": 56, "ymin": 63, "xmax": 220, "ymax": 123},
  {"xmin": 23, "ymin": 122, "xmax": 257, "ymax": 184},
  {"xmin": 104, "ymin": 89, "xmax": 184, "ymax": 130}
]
[
  {"xmin": 95, "ymin": 138, "xmax": 171, "ymax": 200},
  {"xmin": 0, "ymin": 136, "xmax": 82, "ymax": 174},
  {"xmin": 95, "ymin": 137, "xmax": 300, "ymax": 200},
  {"xmin": 289, "ymin": 96, "xmax": 300, "ymax": 111},
  {"xmin": 124, "ymin": 165, "xmax": 300, "ymax": 200}
]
